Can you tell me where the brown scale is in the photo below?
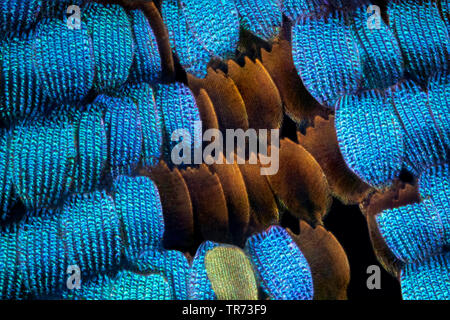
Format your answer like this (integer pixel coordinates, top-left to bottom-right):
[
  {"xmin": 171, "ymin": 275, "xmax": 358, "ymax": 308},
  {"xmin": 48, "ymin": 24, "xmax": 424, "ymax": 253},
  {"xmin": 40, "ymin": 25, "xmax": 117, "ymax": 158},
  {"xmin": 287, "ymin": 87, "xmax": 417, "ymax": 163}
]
[
  {"xmin": 187, "ymin": 69, "xmax": 249, "ymax": 132},
  {"xmin": 227, "ymin": 57, "xmax": 283, "ymax": 133},
  {"xmin": 360, "ymin": 181, "xmax": 421, "ymax": 278},
  {"xmin": 140, "ymin": 161, "xmax": 194, "ymax": 252},
  {"xmin": 266, "ymin": 138, "xmax": 331, "ymax": 227},
  {"xmin": 209, "ymin": 153, "xmax": 251, "ymax": 247},
  {"xmin": 287, "ymin": 221, "xmax": 350, "ymax": 300},
  {"xmin": 297, "ymin": 115, "xmax": 373, "ymax": 205},
  {"xmin": 260, "ymin": 40, "xmax": 329, "ymax": 126},
  {"xmin": 180, "ymin": 165, "xmax": 231, "ymax": 245},
  {"xmin": 192, "ymin": 89, "xmax": 219, "ymax": 132}
]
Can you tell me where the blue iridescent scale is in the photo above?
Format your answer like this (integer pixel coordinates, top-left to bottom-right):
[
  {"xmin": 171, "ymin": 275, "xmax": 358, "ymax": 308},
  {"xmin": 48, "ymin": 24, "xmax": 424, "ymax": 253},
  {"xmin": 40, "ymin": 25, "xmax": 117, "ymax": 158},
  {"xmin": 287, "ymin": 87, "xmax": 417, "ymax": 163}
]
[
  {"xmin": 291, "ymin": 12, "xmax": 362, "ymax": 108},
  {"xmin": 189, "ymin": 241, "xmax": 219, "ymax": 300},
  {"xmin": 84, "ymin": 3, "xmax": 135, "ymax": 93},
  {"xmin": 400, "ymin": 252, "xmax": 450, "ymax": 300},
  {"xmin": 113, "ymin": 175, "xmax": 164, "ymax": 263},
  {"xmin": 128, "ymin": 9, "xmax": 162, "ymax": 84},
  {"xmin": 0, "ymin": 0, "xmax": 42, "ymax": 34},
  {"xmin": 99, "ymin": 95, "xmax": 143, "ymax": 180},
  {"xmin": 376, "ymin": 201, "xmax": 445, "ymax": 264},
  {"xmin": 154, "ymin": 83, "xmax": 201, "ymax": 165},
  {"xmin": 120, "ymin": 83, "xmax": 163, "ymax": 168},
  {"xmin": 62, "ymin": 271, "xmax": 173, "ymax": 300},
  {"xmin": 32, "ymin": 18, "xmax": 95, "ymax": 104},
  {"xmin": 136, "ymin": 249, "xmax": 190, "ymax": 300},
  {"xmin": 335, "ymin": 90, "xmax": 404, "ymax": 188},
  {"xmin": 245, "ymin": 226, "xmax": 314, "ymax": 300},
  {"xmin": 234, "ymin": 0, "xmax": 282, "ymax": 41},
  {"xmin": 10, "ymin": 114, "xmax": 77, "ymax": 209},
  {"xmin": 388, "ymin": 0, "xmax": 449, "ymax": 83}
]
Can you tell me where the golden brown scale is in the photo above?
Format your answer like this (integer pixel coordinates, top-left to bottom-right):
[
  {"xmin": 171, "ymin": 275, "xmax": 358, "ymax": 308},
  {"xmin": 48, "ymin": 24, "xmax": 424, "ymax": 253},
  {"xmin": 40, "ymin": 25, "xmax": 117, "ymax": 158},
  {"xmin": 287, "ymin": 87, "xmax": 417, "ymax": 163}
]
[
  {"xmin": 209, "ymin": 154, "xmax": 251, "ymax": 246},
  {"xmin": 142, "ymin": 161, "xmax": 194, "ymax": 251},
  {"xmin": 237, "ymin": 160, "xmax": 279, "ymax": 236},
  {"xmin": 297, "ymin": 116, "xmax": 372, "ymax": 205},
  {"xmin": 227, "ymin": 58, "xmax": 283, "ymax": 132},
  {"xmin": 187, "ymin": 70, "xmax": 249, "ymax": 132},
  {"xmin": 360, "ymin": 181, "xmax": 421, "ymax": 277},
  {"xmin": 288, "ymin": 221, "xmax": 350, "ymax": 300},
  {"xmin": 267, "ymin": 138, "xmax": 331, "ymax": 226},
  {"xmin": 260, "ymin": 40, "xmax": 329, "ymax": 126},
  {"xmin": 180, "ymin": 165, "xmax": 231, "ymax": 244},
  {"xmin": 193, "ymin": 89, "xmax": 219, "ymax": 131}
]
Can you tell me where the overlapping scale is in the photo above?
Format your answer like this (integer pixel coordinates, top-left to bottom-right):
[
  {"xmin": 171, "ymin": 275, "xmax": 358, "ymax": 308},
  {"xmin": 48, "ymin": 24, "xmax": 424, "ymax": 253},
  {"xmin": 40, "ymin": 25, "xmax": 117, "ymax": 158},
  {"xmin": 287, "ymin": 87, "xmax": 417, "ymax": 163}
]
[
  {"xmin": 235, "ymin": 0, "xmax": 282, "ymax": 41},
  {"xmin": 0, "ymin": 0, "xmax": 42, "ymax": 34},
  {"xmin": 292, "ymin": 12, "xmax": 362, "ymax": 108},
  {"xmin": 32, "ymin": 18, "xmax": 95, "ymax": 104},
  {"xmin": 335, "ymin": 90, "xmax": 404, "ymax": 188},
  {"xmin": 376, "ymin": 201, "xmax": 445, "ymax": 264},
  {"xmin": 135, "ymin": 249, "xmax": 190, "ymax": 300},
  {"xmin": 419, "ymin": 164, "xmax": 450, "ymax": 245},
  {"xmin": 113, "ymin": 176, "xmax": 164, "ymax": 263},
  {"xmin": 0, "ymin": 130, "xmax": 14, "ymax": 218},
  {"xmin": 0, "ymin": 224, "xmax": 25, "ymax": 299},
  {"xmin": 128, "ymin": 9, "xmax": 162, "ymax": 84},
  {"xmin": 189, "ymin": 241, "xmax": 219, "ymax": 300},
  {"xmin": 100, "ymin": 95, "xmax": 143, "ymax": 179},
  {"xmin": 388, "ymin": 80, "xmax": 447, "ymax": 174},
  {"xmin": 161, "ymin": 0, "xmax": 240, "ymax": 77},
  {"xmin": 1, "ymin": 32, "xmax": 46, "ymax": 121},
  {"xmin": 60, "ymin": 191, "xmax": 122, "ymax": 275},
  {"xmin": 75, "ymin": 105, "xmax": 108, "ymax": 193},
  {"xmin": 62, "ymin": 271, "xmax": 173, "ymax": 300},
  {"xmin": 400, "ymin": 252, "xmax": 450, "ymax": 300},
  {"xmin": 245, "ymin": 226, "xmax": 314, "ymax": 300},
  {"xmin": 281, "ymin": 0, "xmax": 324, "ymax": 21},
  {"xmin": 18, "ymin": 211, "xmax": 66, "ymax": 297},
  {"xmin": 349, "ymin": 6, "xmax": 404, "ymax": 90},
  {"xmin": 388, "ymin": 0, "xmax": 449, "ymax": 83},
  {"xmin": 10, "ymin": 114, "xmax": 77, "ymax": 209},
  {"xmin": 154, "ymin": 83, "xmax": 201, "ymax": 164},
  {"xmin": 84, "ymin": 3, "xmax": 134, "ymax": 93},
  {"xmin": 427, "ymin": 72, "xmax": 450, "ymax": 150},
  {"xmin": 120, "ymin": 83, "xmax": 163, "ymax": 167}
]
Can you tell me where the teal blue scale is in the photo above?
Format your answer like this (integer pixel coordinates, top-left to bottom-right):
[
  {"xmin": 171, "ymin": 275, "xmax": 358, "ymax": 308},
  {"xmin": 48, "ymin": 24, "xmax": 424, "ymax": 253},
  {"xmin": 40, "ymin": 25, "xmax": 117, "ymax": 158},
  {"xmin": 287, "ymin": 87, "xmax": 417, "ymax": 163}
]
[
  {"xmin": 388, "ymin": 0, "xmax": 449, "ymax": 84},
  {"xmin": 61, "ymin": 270, "xmax": 173, "ymax": 300},
  {"xmin": 0, "ymin": 0, "xmax": 42, "ymax": 34},
  {"xmin": 154, "ymin": 83, "xmax": 201, "ymax": 166},
  {"xmin": 113, "ymin": 176, "xmax": 164, "ymax": 264},
  {"xmin": 234, "ymin": 0, "xmax": 282, "ymax": 41},
  {"xmin": 161, "ymin": 0, "xmax": 240, "ymax": 77},
  {"xmin": 348, "ymin": 6, "xmax": 405, "ymax": 90},
  {"xmin": 419, "ymin": 164, "xmax": 450, "ymax": 246},
  {"xmin": 0, "ymin": 130, "xmax": 16, "ymax": 219},
  {"xmin": 99, "ymin": 95, "xmax": 143, "ymax": 180},
  {"xmin": 0, "ymin": 32, "xmax": 47, "ymax": 122},
  {"xmin": 335, "ymin": 90, "xmax": 404, "ymax": 188},
  {"xmin": 74, "ymin": 104, "xmax": 108, "ymax": 193},
  {"xmin": 245, "ymin": 226, "xmax": 314, "ymax": 300},
  {"xmin": 32, "ymin": 18, "xmax": 95, "ymax": 105},
  {"xmin": 388, "ymin": 80, "xmax": 448, "ymax": 175},
  {"xmin": 400, "ymin": 252, "xmax": 450, "ymax": 300},
  {"xmin": 291, "ymin": 12, "xmax": 362, "ymax": 109},
  {"xmin": 0, "ymin": 224, "xmax": 26, "ymax": 299},
  {"xmin": 120, "ymin": 83, "xmax": 163, "ymax": 168},
  {"xmin": 128, "ymin": 9, "xmax": 162, "ymax": 84},
  {"xmin": 10, "ymin": 114, "xmax": 77, "ymax": 209},
  {"xmin": 135, "ymin": 249, "xmax": 190, "ymax": 300},
  {"xmin": 376, "ymin": 201, "xmax": 446, "ymax": 264},
  {"xmin": 189, "ymin": 241, "xmax": 219, "ymax": 300},
  {"xmin": 84, "ymin": 3, "xmax": 135, "ymax": 94}
]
